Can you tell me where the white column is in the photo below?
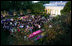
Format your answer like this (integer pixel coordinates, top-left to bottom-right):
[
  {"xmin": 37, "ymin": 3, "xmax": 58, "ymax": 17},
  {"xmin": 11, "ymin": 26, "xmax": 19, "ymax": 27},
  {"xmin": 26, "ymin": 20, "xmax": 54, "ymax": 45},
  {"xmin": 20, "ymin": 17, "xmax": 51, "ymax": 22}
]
[
  {"xmin": 51, "ymin": 9, "xmax": 52, "ymax": 15},
  {"xmin": 47, "ymin": 9, "xmax": 48, "ymax": 14},
  {"xmin": 56, "ymin": 10, "xmax": 57, "ymax": 15}
]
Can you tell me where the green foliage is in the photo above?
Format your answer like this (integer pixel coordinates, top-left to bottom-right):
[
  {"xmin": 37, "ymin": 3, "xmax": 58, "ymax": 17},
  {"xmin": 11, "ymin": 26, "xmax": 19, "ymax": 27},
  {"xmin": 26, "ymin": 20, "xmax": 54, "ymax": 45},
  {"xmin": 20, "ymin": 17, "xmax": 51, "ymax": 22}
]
[
  {"xmin": 1, "ymin": 1, "xmax": 50, "ymax": 15},
  {"xmin": 43, "ymin": 13, "xmax": 49, "ymax": 18},
  {"xmin": 1, "ymin": 1, "xmax": 32, "ymax": 11},
  {"xmin": 61, "ymin": 1, "xmax": 71, "ymax": 15},
  {"xmin": 30, "ymin": 3, "xmax": 45, "ymax": 15},
  {"xmin": 63, "ymin": 1, "xmax": 71, "ymax": 12},
  {"xmin": 1, "ymin": 1, "xmax": 12, "ymax": 11},
  {"xmin": 39, "ymin": 1, "xmax": 50, "ymax": 4}
]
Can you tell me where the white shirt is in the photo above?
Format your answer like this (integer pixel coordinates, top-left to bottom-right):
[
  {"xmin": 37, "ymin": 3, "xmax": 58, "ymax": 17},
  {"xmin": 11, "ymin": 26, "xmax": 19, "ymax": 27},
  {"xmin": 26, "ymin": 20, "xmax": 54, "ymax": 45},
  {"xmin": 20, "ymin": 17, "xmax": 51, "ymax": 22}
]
[
  {"xmin": 27, "ymin": 25, "xmax": 29, "ymax": 28},
  {"xmin": 49, "ymin": 25, "xmax": 52, "ymax": 28},
  {"xmin": 20, "ymin": 25, "xmax": 24, "ymax": 28},
  {"xmin": 10, "ymin": 29, "xmax": 13, "ymax": 32},
  {"xmin": 10, "ymin": 22, "xmax": 12, "ymax": 25},
  {"xmin": 38, "ymin": 25, "xmax": 41, "ymax": 28},
  {"xmin": 32, "ymin": 15, "xmax": 34, "ymax": 18},
  {"xmin": 11, "ymin": 19, "xmax": 13, "ymax": 21}
]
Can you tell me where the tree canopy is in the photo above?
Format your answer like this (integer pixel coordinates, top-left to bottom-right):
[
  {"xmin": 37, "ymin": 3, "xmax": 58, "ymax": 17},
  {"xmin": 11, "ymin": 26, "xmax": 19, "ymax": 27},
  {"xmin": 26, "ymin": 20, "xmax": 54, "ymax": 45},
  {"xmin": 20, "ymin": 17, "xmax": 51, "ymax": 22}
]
[
  {"xmin": 1, "ymin": 1, "xmax": 50, "ymax": 15},
  {"xmin": 1, "ymin": 1, "xmax": 32, "ymax": 11},
  {"xmin": 1, "ymin": 1, "xmax": 50, "ymax": 11},
  {"xmin": 60, "ymin": 1, "xmax": 71, "ymax": 15},
  {"xmin": 39, "ymin": 1, "xmax": 50, "ymax": 4},
  {"xmin": 29, "ymin": 3, "xmax": 45, "ymax": 14}
]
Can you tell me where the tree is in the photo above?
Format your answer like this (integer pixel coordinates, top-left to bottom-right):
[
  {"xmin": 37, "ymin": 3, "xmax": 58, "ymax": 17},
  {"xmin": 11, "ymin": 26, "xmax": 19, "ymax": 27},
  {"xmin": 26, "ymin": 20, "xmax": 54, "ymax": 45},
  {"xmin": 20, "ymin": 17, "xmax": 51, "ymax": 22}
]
[
  {"xmin": 30, "ymin": 3, "xmax": 45, "ymax": 15},
  {"xmin": 60, "ymin": 1, "xmax": 71, "ymax": 15},
  {"xmin": 1, "ymin": 1, "xmax": 32, "ymax": 11},
  {"xmin": 39, "ymin": 1, "xmax": 50, "ymax": 4},
  {"xmin": 60, "ymin": 1, "xmax": 71, "ymax": 25},
  {"xmin": 1, "ymin": 1, "xmax": 12, "ymax": 11},
  {"xmin": 28, "ymin": 1, "xmax": 50, "ymax": 15}
]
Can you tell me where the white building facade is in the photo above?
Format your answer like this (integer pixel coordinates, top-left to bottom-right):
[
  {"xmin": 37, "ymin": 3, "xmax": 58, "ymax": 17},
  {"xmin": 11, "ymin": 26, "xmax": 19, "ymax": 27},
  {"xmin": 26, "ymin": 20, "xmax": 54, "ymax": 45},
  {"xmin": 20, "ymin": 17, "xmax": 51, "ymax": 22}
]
[{"xmin": 43, "ymin": 1, "xmax": 67, "ymax": 17}]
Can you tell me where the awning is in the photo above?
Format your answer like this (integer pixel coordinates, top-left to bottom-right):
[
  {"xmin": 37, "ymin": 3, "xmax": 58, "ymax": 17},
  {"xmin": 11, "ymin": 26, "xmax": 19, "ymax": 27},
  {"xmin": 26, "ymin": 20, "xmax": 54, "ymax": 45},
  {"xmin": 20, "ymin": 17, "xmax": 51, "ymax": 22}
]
[{"xmin": 28, "ymin": 30, "xmax": 43, "ymax": 38}]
